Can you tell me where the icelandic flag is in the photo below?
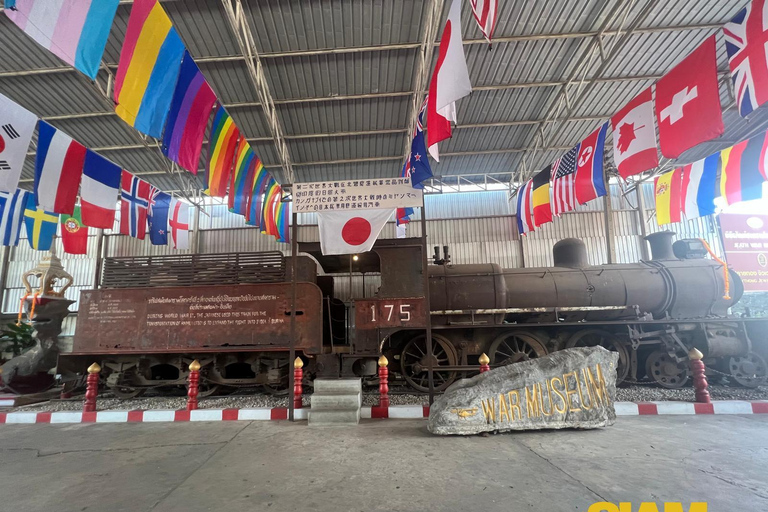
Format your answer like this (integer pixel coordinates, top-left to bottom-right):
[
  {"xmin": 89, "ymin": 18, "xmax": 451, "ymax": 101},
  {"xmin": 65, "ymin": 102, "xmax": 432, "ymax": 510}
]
[
  {"xmin": 81, "ymin": 149, "xmax": 121, "ymax": 229},
  {"xmin": 34, "ymin": 121, "xmax": 86, "ymax": 215},
  {"xmin": 147, "ymin": 187, "xmax": 171, "ymax": 245},
  {"xmin": 0, "ymin": 189, "xmax": 30, "ymax": 246},
  {"xmin": 119, "ymin": 170, "xmax": 150, "ymax": 239},
  {"xmin": 23, "ymin": 193, "xmax": 58, "ymax": 251}
]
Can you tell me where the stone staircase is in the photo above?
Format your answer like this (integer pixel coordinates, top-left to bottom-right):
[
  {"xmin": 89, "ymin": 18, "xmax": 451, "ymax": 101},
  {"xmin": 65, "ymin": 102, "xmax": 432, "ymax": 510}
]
[{"xmin": 308, "ymin": 378, "xmax": 362, "ymax": 426}]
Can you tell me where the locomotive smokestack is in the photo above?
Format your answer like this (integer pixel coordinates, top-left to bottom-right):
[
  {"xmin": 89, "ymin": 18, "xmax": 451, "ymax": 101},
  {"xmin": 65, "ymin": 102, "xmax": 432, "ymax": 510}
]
[
  {"xmin": 645, "ymin": 231, "xmax": 677, "ymax": 261},
  {"xmin": 553, "ymin": 238, "xmax": 588, "ymax": 268}
]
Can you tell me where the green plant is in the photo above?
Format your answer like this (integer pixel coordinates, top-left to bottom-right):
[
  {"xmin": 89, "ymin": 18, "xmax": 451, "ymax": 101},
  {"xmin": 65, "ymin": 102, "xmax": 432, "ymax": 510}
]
[{"xmin": 0, "ymin": 323, "xmax": 35, "ymax": 357}]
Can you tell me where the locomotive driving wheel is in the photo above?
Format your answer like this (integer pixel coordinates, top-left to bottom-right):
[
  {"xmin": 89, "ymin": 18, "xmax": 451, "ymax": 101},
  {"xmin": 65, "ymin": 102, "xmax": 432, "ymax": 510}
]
[
  {"xmin": 646, "ymin": 350, "xmax": 689, "ymax": 389},
  {"xmin": 400, "ymin": 333, "xmax": 458, "ymax": 392},
  {"xmin": 565, "ymin": 329, "xmax": 630, "ymax": 385},
  {"xmin": 109, "ymin": 386, "xmax": 145, "ymax": 399},
  {"xmin": 728, "ymin": 352, "xmax": 768, "ymax": 388},
  {"xmin": 488, "ymin": 331, "xmax": 547, "ymax": 367}
]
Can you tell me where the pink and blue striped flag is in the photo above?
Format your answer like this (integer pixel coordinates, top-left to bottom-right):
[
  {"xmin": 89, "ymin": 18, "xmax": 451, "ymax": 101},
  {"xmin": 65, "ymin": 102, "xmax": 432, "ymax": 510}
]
[
  {"xmin": 5, "ymin": 0, "xmax": 120, "ymax": 80},
  {"xmin": 162, "ymin": 51, "xmax": 217, "ymax": 173}
]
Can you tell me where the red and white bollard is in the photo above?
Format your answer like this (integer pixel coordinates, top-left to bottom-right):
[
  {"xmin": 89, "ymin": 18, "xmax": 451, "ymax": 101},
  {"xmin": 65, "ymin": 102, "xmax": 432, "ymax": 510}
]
[
  {"xmin": 378, "ymin": 355, "xmax": 390, "ymax": 408},
  {"xmin": 479, "ymin": 353, "xmax": 490, "ymax": 374},
  {"xmin": 293, "ymin": 357, "xmax": 303, "ymax": 409},
  {"xmin": 83, "ymin": 362, "xmax": 101, "ymax": 413},
  {"xmin": 689, "ymin": 348, "xmax": 711, "ymax": 404},
  {"xmin": 187, "ymin": 360, "xmax": 201, "ymax": 411}
]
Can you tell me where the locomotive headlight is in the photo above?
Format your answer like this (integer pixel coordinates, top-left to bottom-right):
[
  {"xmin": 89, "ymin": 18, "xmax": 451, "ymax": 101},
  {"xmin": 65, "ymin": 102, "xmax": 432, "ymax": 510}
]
[{"xmin": 352, "ymin": 255, "xmax": 359, "ymax": 261}]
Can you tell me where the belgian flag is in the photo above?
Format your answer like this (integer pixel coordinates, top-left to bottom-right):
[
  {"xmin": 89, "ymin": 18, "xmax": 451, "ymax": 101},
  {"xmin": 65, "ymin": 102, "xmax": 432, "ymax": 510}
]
[{"xmin": 532, "ymin": 166, "xmax": 553, "ymax": 227}]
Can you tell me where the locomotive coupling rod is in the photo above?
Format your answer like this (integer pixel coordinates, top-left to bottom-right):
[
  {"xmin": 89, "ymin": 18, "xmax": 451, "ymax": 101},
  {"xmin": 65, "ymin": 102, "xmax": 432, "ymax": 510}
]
[
  {"xmin": 431, "ymin": 306, "xmax": 630, "ymax": 315},
  {"xmin": 413, "ymin": 363, "xmax": 501, "ymax": 372}
]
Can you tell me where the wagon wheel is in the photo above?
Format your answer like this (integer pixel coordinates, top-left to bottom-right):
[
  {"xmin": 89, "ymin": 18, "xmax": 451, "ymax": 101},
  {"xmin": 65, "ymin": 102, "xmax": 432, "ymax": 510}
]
[
  {"xmin": 646, "ymin": 350, "xmax": 689, "ymax": 389},
  {"xmin": 565, "ymin": 329, "xmax": 630, "ymax": 385},
  {"xmin": 729, "ymin": 352, "xmax": 768, "ymax": 388},
  {"xmin": 109, "ymin": 386, "xmax": 146, "ymax": 399},
  {"xmin": 400, "ymin": 333, "xmax": 458, "ymax": 393},
  {"xmin": 488, "ymin": 331, "xmax": 548, "ymax": 367}
]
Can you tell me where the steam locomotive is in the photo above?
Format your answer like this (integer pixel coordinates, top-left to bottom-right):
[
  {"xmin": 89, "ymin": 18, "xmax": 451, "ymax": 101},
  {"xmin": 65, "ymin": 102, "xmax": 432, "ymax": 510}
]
[{"xmin": 58, "ymin": 231, "xmax": 767, "ymax": 397}]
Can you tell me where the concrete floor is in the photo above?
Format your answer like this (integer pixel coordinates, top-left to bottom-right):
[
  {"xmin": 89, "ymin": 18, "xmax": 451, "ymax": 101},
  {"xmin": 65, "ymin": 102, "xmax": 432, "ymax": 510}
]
[{"xmin": 0, "ymin": 417, "xmax": 766, "ymax": 512}]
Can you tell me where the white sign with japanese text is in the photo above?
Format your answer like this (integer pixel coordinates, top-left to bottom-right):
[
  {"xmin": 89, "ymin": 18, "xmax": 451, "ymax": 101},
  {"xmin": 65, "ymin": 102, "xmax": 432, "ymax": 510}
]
[{"xmin": 293, "ymin": 177, "xmax": 423, "ymax": 213}]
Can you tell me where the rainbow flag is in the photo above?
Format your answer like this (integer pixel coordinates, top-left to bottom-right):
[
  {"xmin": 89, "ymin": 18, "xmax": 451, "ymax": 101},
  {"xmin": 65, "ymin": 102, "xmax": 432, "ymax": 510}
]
[
  {"xmin": 246, "ymin": 168, "xmax": 271, "ymax": 226},
  {"xmin": 206, "ymin": 105, "xmax": 240, "ymax": 197},
  {"xmin": 114, "ymin": 0, "xmax": 185, "ymax": 138},
  {"xmin": 654, "ymin": 168, "xmax": 683, "ymax": 225},
  {"xmin": 260, "ymin": 179, "xmax": 280, "ymax": 235},
  {"xmin": 228, "ymin": 138, "xmax": 258, "ymax": 214},
  {"xmin": 719, "ymin": 131, "xmax": 768, "ymax": 206},
  {"xmin": 5, "ymin": 0, "xmax": 119, "ymax": 80},
  {"xmin": 162, "ymin": 51, "xmax": 217, "ymax": 173},
  {"xmin": 275, "ymin": 201, "xmax": 290, "ymax": 243}
]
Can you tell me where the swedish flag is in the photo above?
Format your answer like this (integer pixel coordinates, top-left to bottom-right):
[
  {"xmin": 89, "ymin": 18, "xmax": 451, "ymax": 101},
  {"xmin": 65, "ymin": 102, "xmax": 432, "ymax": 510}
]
[{"xmin": 23, "ymin": 194, "xmax": 58, "ymax": 251}]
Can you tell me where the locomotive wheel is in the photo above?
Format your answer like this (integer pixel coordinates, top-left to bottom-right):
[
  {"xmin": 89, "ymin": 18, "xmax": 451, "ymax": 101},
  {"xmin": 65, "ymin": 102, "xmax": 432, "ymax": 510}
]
[
  {"xmin": 109, "ymin": 386, "xmax": 146, "ymax": 399},
  {"xmin": 400, "ymin": 333, "xmax": 458, "ymax": 392},
  {"xmin": 197, "ymin": 382, "xmax": 221, "ymax": 397},
  {"xmin": 488, "ymin": 331, "xmax": 547, "ymax": 367},
  {"xmin": 565, "ymin": 329, "xmax": 630, "ymax": 385},
  {"xmin": 729, "ymin": 352, "xmax": 768, "ymax": 388},
  {"xmin": 646, "ymin": 350, "xmax": 689, "ymax": 389}
]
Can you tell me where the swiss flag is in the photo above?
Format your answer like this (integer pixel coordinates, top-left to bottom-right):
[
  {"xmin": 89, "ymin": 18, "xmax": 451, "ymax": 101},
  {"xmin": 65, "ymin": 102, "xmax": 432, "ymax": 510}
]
[
  {"xmin": 655, "ymin": 35, "xmax": 724, "ymax": 159},
  {"xmin": 317, "ymin": 209, "xmax": 393, "ymax": 255},
  {"xmin": 611, "ymin": 87, "xmax": 659, "ymax": 179}
]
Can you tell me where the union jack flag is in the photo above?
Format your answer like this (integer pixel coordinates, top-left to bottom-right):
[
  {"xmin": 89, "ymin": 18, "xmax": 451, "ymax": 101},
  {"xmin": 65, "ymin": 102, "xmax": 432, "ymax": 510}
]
[
  {"xmin": 551, "ymin": 145, "xmax": 580, "ymax": 216},
  {"xmin": 724, "ymin": 0, "xmax": 768, "ymax": 117}
]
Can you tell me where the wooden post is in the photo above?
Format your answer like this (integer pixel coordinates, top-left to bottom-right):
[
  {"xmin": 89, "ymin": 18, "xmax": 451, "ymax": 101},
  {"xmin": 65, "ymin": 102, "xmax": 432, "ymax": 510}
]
[
  {"xmin": 479, "ymin": 353, "xmax": 490, "ymax": 373},
  {"xmin": 293, "ymin": 357, "xmax": 303, "ymax": 409},
  {"xmin": 83, "ymin": 362, "xmax": 101, "ymax": 412},
  {"xmin": 187, "ymin": 360, "xmax": 200, "ymax": 411},
  {"xmin": 378, "ymin": 355, "xmax": 389, "ymax": 407},
  {"xmin": 689, "ymin": 348, "xmax": 711, "ymax": 404},
  {"xmin": 289, "ymin": 210, "xmax": 298, "ymax": 421}
]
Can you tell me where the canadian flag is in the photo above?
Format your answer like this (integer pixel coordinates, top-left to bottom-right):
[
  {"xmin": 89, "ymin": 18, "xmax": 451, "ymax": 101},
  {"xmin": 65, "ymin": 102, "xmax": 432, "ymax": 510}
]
[
  {"xmin": 611, "ymin": 87, "xmax": 659, "ymax": 179},
  {"xmin": 317, "ymin": 209, "xmax": 393, "ymax": 256},
  {"xmin": 655, "ymin": 35, "xmax": 724, "ymax": 159},
  {"xmin": 426, "ymin": 0, "xmax": 472, "ymax": 161}
]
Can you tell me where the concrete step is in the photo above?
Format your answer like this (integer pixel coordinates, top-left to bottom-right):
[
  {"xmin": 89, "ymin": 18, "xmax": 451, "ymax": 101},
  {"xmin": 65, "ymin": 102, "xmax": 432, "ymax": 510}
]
[
  {"xmin": 310, "ymin": 393, "xmax": 361, "ymax": 411},
  {"xmin": 313, "ymin": 378, "xmax": 362, "ymax": 395},
  {"xmin": 308, "ymin": 408, "xmax": 361, "ymax": 426}
]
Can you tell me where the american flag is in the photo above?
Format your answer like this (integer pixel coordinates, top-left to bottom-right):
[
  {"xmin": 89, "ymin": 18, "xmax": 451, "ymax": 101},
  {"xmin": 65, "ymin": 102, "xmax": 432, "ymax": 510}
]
[
  {"xmin": 469, "ymin": 0, "xmax": 498, "ymax": 44},
  {"xmin": 551, "ymin": 145, "xmax": 580, "ymax": 216},
  {"xmin": 724, "ymin": 0, "xmax": 768, "ymax": 117}
]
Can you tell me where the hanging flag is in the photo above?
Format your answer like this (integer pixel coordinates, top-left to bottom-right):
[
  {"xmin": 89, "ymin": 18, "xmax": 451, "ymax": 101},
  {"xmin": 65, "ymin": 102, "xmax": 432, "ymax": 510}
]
[
  {"xmin": 574, "ymin": 123, "xmax": 608, "ymax": 205},
  {"xmin": 0, "ymin": 189, "xmax": 31, "ymax": 247},
  {"xmin": 240, "ymin": 157, "xmax": 263, "ymax": 218},
  {"xmin": 168, "ymin": 198, "xmax": 189, "ymax": 250},
  {"xmin": 426, "ymin": 0, "xmax": 472, "ymax": 161},
  {"xmin": 228, "ymin": 138, "xmax": 258, "ymax": 214},
  {"xmin": 317, "ymin": 209, "xmax": 393, "ymax": 255},
  {"xmin": 275, "ymin": 200, "xmax": 290, "ymax": 243},
  {"xmin": 654, "ymin": 168, "xmax": 684, "ymax": 225},
  {"xmin": 0, "ymin": 93, "xmax": 37, "ymax": 193},
  {"xmin": 409, "ymin": 101, "xmax": 433, "ymax": 188},
  {"xmin": 532, "ymin": 166, "xmax": 552, "ymax": 227},
  {"xmin": 80, "ymin": 150, "xmax": 121, "ymax": 229},
  {"xmin": 680, "ymin": 153, "xmax": 719, "ymax": 220},
  {"xmin": 147, "ymin": 187, "xmax": 171, "ymax": 245},
  {"xmin": 724, "ymin": 0, "xmax": 768, "ymax": 117},
  {"xmin": 206, "ymin": 105, "xmax": 240, "ymax": 197},
  {"xmin": 396, "ymin": 206, "xmax": 414, "ymax": 226},
  {"xmin": 611, "ymin": 87, "xmax": 659, "ymax": 179},
  {"xmin": 719, "ymin": 132, "xmax": 768, "ymax": 205},
  {"xmin": 5, "ymin": 0, "xmax": 119, "ymax": 80},
  {"xmin": 469, "ymin": 0, "xmax": 498, "ymax": 45},
  {"xmin": 656, "ymin": 35, "xmax": 724, "ymax": 159},
  {"xmin": 396, "ymin": 223, "xmax": 407, "ymax": 239},
  {"xmin": 162, "ymin": 51, "xmax": 217, "ymax": 173},
  {"xmin": 119, "ymin": 171, "xmax": 150, "ymax": 239},
  {"xmin": 23, "ymin": 194, "xmax": 57, "ymax": 251},
  {"xmin": 34, "ymin": 121, "xmax": 86, "ymax": 215},
  {"xmin": 515, "ymin": 179, "xmax": 535, "ymax": 236},
  {"xmin": 114, "ymin": 0, "xmax": 186, "ymax": 138},
  {"xmin": 260, "ymin": 180, "xmax": 281, "ymax": 235},
  {"xmin": 551, "ymin": 146, "xmax": 579, "ymax": 217},
  {"xmin": 246, "ymin": 168, "xmax": 271, "ymax": 226},
  {"xmin": 60, "ymin": 206, "xmax": 88, "ymax": 255}
]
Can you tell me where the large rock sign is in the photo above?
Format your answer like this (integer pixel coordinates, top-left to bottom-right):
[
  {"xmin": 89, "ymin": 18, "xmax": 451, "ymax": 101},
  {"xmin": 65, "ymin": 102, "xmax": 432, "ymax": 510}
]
[{"xmin": 428, "ymin": 347, "xmax": 618, "ymax": 435}]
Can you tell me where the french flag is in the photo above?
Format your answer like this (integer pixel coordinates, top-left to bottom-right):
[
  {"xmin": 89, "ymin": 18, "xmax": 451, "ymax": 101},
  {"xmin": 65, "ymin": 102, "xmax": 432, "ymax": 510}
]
[
  {"xmin": 34, "ymin": 121, "xmax": 86, "ymax": 215},
  {"xmin": 81, "ymin": 150, "xmax": 122, "ymax": 229}
]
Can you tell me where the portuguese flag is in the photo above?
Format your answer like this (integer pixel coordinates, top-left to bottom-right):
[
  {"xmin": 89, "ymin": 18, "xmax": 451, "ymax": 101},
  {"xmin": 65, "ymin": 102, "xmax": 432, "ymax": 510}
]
[{"xmin": 60, "ymin": 206, "xmax": 88, "ymax": 255}]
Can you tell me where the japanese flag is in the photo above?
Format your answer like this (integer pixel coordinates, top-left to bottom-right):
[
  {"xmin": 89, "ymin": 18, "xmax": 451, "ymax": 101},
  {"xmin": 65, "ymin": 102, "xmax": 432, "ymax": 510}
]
[{"xmin": 317, "ymin": 209, "xmax": 393, "ymax": 255}]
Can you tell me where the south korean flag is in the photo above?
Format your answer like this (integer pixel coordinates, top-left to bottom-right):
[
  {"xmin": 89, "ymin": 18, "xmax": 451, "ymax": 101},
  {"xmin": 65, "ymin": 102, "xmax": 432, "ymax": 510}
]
[{"xmin": 0, "ymin": 94, "xmax": 37, "ymax": 193}]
